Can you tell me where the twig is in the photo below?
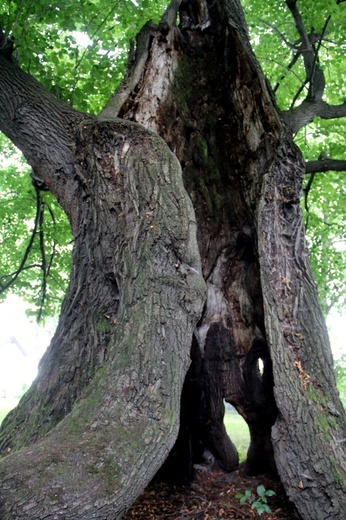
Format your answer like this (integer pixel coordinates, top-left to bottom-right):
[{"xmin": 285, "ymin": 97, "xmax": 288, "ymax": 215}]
[
  {"xmin": 303, "ymin": 171, "xmax": 315, "ymax": 229},
  {"xmin": 0, "ymin": 185, "xmax": 42, "ymax": 294},
  {"xmin": 37, "ymin": 194, "xmax": 47, "ymax": 322}
]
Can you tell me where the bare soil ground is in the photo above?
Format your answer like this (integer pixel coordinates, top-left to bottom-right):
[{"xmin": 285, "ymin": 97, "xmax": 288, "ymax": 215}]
[{"xmin": 124, "ymin": 467, "xmax": 298, "ymax": 520}]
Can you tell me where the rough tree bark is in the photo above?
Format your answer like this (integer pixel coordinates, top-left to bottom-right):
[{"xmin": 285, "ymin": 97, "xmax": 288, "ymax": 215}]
[
  {"xmin": 0, "ymin": 0, "xmax": 345, "ymax": 519},
  {"xmin": 0, "ymin": 54, "xmax": 206, "ymax": 518}
]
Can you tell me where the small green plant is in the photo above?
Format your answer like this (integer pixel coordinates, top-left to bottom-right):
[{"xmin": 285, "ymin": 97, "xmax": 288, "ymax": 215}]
[{"xmin": 235, "ymin": 485, "xmax": 276, "ymax": 516}]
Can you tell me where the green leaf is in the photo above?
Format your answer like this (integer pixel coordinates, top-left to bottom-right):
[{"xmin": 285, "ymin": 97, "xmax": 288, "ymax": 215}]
[
  {"xmin": 252, "ymin": 501, "xmax": 271, "ymax": 515},
  {"xmin": 256, "ymin": 484, "xmax": 266, "ymax": 497},
  {"xmin": 265, "ymin": 489, "xmax": 276, "ymax": 497}
]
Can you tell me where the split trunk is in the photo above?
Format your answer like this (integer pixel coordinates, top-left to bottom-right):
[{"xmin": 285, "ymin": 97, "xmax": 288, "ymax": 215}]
[{"xmin": 0, "ymin": 0, "xmax": 345, "ymax": 519}]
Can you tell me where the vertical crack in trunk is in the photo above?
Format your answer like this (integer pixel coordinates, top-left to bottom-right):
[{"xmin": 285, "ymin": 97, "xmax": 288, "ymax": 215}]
[
  {"xmin": 102, "ymin": 1, "xmax": 346, "ymax": 516},
  {"xmin": 113, "ymin": 0, "xmax": 282, "ymax": 478}
]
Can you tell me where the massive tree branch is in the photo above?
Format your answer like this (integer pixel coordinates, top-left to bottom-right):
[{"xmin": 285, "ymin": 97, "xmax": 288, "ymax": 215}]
[
  {"xmin": 259, "ymin": 134, "xmax": 346, "ymax": 520},
  {"xmin": 0, "ymin": 55, "xmax": 85, "ymax": 219},
  {"xmin": 0, "ymin": 120, "xmax": 206, "ymax": 519},
  {"xmin": 305, "ymin": 158, "xmax": 346, "ymax": 174}
]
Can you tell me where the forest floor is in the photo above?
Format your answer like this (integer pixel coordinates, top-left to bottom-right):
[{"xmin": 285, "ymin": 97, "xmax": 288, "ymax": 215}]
[{"xmin": 124, "ymin": 465, "xmax": 298, "ymax": 520}]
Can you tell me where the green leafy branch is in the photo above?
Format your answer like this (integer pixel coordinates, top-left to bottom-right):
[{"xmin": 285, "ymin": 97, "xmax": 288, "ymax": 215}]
[
  {"xmin": 0, "ymin": 184, "xmax": 57, "ymax": 322},
  {"xmin": 0, "ymin": 185, "xmax": 43, "ymax": 294},
  {"xmin": 235, "ymin": 485, "xmax": 276, "ymax": 516}
]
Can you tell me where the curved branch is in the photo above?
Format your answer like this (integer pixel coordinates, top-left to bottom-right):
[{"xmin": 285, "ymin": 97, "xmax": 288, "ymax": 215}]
[
  {"xmin": 0, "ymin": 264, "xmax": 42, "ymax": 279},
  {"xmin": 285, "ymin": 0, "xmax": 326, "ymax": 101},
  {"xmin": 303, "ymin": 172, "xmax": 316, "ymax": 229},
  {"xmin": 273, "ymin": 51, "xmax": 302, "ymax": 94},
  {"xmin": 44, "ymin": 202, "xmax": 58, "ymax": 280},
  {"xmin": 290, "ymin": 77, "xmax": 309, "ymax": 110},
  {"xmin": 37, "ymin": 196, "xmax": 47, "ymax": 323},
  {"xmin": 257, "ymin": 17, "xmax": 298, "ymax": 50},
  {"xmin": 0, "ymin": 53, "xmax": 86, "ymax": 214},
  {"xmin": 282, "ymin": 1, "xmax": 346, "ymax": 133},
  {"xmin": 308, "ymin": 16, "xmax": 330, "ymax": 100},
  {"xmin": 36, "ymin": 199, "xmax": 59, "ymax": 322},
  {"xmin": 283, "ymin": 99, "xmax": 346, "ymax": 133}
]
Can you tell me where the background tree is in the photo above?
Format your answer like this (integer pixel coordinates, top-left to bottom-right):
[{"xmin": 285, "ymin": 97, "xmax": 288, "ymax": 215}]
[{"xmin": 0, "ymin": 1, "xmax": 345, "ymax": 519}]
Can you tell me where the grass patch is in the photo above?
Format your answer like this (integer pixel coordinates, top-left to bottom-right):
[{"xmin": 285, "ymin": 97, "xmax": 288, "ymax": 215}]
[{"xmin": 224, "ymin": 411, "xmax": 250, "ymax": 462}]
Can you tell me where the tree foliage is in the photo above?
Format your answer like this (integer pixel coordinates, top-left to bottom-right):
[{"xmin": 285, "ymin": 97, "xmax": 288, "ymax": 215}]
[
  {"xmin": 0, "ymin": 0, "xmax": 345, "ymax": 318},
  {"xmin": 0, "ymin": 0, "xmax": 168, "ymax": 111},
  {"xmin": 0, "ymin": 133, "xmax": 72, "ymax": 319}
]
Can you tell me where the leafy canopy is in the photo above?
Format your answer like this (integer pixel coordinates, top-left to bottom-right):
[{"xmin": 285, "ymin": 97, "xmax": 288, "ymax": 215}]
[
  {"xmin": 0, "ymin": 0, "xmax": 345, "ymax": 319},
  {"xmin": 0, "ymin": 0, "xmax": 168, "ymax": 112}
]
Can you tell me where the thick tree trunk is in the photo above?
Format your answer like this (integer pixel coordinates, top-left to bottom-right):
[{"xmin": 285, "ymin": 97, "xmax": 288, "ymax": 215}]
[
  {"xmin": 0, "ymin": 70, "xmax": 205, "ymax": 516},
  {"xmin": 0, "ymin": 0, "xmax": 345, "ymax": 518},
  {"xmin": 102, "ymin": 0, "xmax": 278, "ymax": 477},
  {"xmin": 101, "ymin": 0, "xmax": 346, "ymax": 516}
]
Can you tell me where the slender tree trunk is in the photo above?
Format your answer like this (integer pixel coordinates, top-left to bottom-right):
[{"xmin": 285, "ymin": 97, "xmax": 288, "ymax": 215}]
[{"xmin": 0, "ymin": 0, "xmax": 345, "ymax": 518}]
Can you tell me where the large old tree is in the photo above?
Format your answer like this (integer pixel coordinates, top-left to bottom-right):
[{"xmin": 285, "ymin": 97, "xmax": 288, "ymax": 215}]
[{"xmin": 0, "ymin": 0, "xmax": 346, "ymax": 518}]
